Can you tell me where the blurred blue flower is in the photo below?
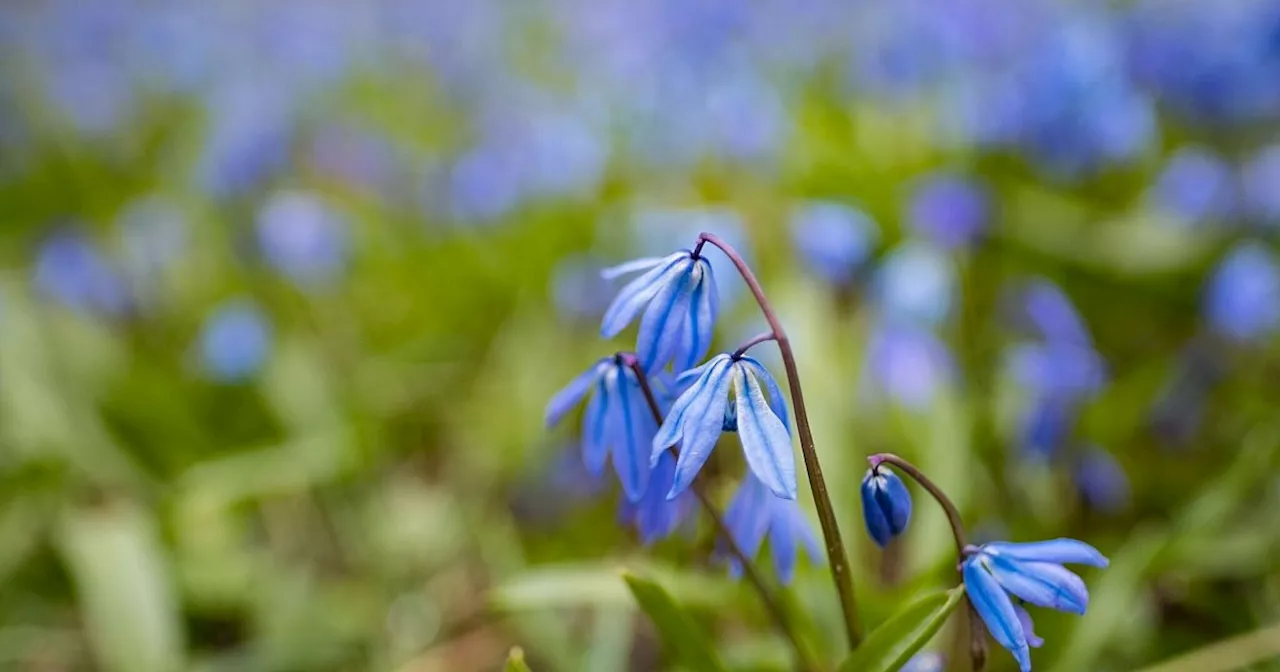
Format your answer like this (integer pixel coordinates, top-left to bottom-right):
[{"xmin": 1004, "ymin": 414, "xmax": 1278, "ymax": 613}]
[
  {"xmin": 907, "ymin": 172, "xmax": 990, "ymax": 249},
  {"xmin": 1016, "ymin": 279, "xmax": 1093, "ymax": 346},
  {"xmin": 874, "ymin": 242, "xmax": 956, "ymax": 327},
  {"xmin": 860, "ymin": 467, "xmax": 913, "ymax": 548},
  {"xmin": 627, "ymin": 207, "xmax": 752, "ymax": 304},
  {"xmin": 620, "ymin": 450, "xmax": 696, "ymax": 545},
  {"xmin": 256, "ymin": 190, "xmax": 349, "ymax": 289},
  {"xmin": 964, "ymin": 539, "xmax": 1109, "ymax": 671},
  {"xmin": 1006, "ymin": 342, "xmax": 1106, "ymax": 400},
  {"xmin": 1203, "ymin": 241, "xmax": 1280, "ymax": 342},
  {"xmin": 722, "ymin": 473, "xmax": 821, "ymax": 584},
  {"xmin": 198, "ymin": 299, "xmax": 272, "ymax": 383},
  {"xmin": 902, "ymin": 652, "xmax": 946, "ymax": 672},
  {"xmin": 600, "ymin": 251, "xmax": 719, "ymax": 372},
  {"xmin": 864, "ymin": 322, "xmax": 953, "ymax": 410},
  {"xmin": 549, "ymin": 255, "xmax": 616, "ymax": 322},
  {"xmin": 197, "ymin": 82, "xmax": 294, "ymax": 199},
  {"xmin": 655, "ymin": 354, "xmax": 795, "ymax": 500},
  {"xmin": 1241, "ymin": 144, "xmax": 1280, "ymax": 225},
  {"xmin": 545, "ymin": 356, "xmax": 658, "ymax": 502},
  {"xmin": 33, "ymin": 230, "xmax": 129, "ymax": 316},
  {"xmin": 1018, "ymin": 397, "xmax": 1074, "ymax": 460},
  {"xmin": 1074, "ymin": 447, "xmax": 1129, "ymax": 513},
  {"xmin": 789, "ymin": 200, "xmax": 879, "ymax": 285},
  {"xmin": 1148, "ymin": 147, "xmax": 1236, "ymax": 225}
]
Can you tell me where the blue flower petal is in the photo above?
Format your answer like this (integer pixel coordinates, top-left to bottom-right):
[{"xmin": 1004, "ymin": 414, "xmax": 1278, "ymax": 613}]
[
  {"xmin": 987, "ymin": 556, "xmax": 1089, "ymax": 614},
  {"xmin": 985, "ymin": 539, "xmax": 1109, "ymax": 568},
  {"xmin": 611, "ymin": 369, "xmax": 656, "ymax": 502},
  {"xmin": 739, "ymin": 356, "xmax": 790, "ymax": 434},
  {"xmin": 963, "ymin": 559, "xmax": 1031, "ymax": 672},
  {"xmin": 637, "ymin": 262, "xmax": 694, "ymax": 370},
  {"xmin": 667, "ymin": 357, "xmax": 734, "ymax": 497},
  {"xmin": 879, "ymin": 469, "xmax": 912, "ymax": 534},
  {"xmin": 601, "ymin": 252, "xmax": 690, "ymax": 338},
  {"xmin": 724, "ymin": 476, "xmax": 772, "ymax": 578},
  {"xmin": 860, "ymin": 476, "xmax": 893, "ymax": 547},
  {"xmin": 545, "ymin": 359, "xmax": 607, "ymax": 427},
  {"xmin": 675, "ymin": 258, "xmax": 718, "ymax": 372},
  {"xmin": 652, "ymin": 355, "xmax": 729, "ymax": 462},
  {"xmin": 582, "ymin": 378, "xmax": 611, "ymax": 475},
  {"xmin": 1014, "ymin": 605, "xmax": 1044, "ymax": 648},
  {"xmin": 601, "ymin": 255, "xmax": 670, "ymax": 280},
  {"xmin": 734, "ymin": 361, "xmax": 797, "ymax": 499},
  {"xmin": 769, "ymin": 498, "xmax": 821, "ymax": 585}
]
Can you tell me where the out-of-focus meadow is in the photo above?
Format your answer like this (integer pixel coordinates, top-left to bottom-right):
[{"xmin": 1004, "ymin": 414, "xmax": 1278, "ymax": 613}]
[{"xmin": 2, "ymin": 1, "xmax": 1280, "ymax": 670}]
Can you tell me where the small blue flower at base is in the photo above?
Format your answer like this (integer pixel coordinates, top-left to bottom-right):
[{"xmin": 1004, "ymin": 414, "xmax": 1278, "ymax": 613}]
[
  {"xmin": 619, "ymin": 450, "xmax": 696, "ymax": 545},
  {"xmin": 198, "ymin": 300, "xmax": 272, "ymax": 383},
  {"xmin": 860, "ymin": 467, "xmax": 912, "ymax": 548},
  {"xmin": 653, "ymin": 353, "xmax": 796, "ymax": 501},
  {"xmin": 789, "ymin": 200, "xmax": 879, "ymax": 286},
  {"xmin": 722, "ymin": 474, "xmax": 822, "ymax": 585},
  {"xmin": 901, "ymin": 651, "xmax": 946, "ymax": 672},
  {"xmin": 600, "ymin": 251, "xmax": 719, "ymax": 373},
  {"xmin": 964, "ymin": 538, "xmax": 1109, "ymax": 672},
  {"xmin": 544, "ymin": 356, "xmax": 658, "ymax": 502},
  {"xmin": 1203, "ymin": 241, "xmax": 1280, "ymax": 343}
]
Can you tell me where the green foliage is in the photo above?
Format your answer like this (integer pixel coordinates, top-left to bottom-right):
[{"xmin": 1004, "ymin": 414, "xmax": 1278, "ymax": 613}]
[
  {"xmin": 623, "ymin": 571, "xmax": 728, "ymax": 672},
  {"xmin": 837, "ymin": 585, "xmax": 967, "ymax": 672}
]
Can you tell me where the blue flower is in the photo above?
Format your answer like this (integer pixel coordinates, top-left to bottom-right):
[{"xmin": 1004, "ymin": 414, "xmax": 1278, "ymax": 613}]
[
  {"xmin": 198, "ymin": 299, "xmax": 272, "ymax": 383},
  {"xmin": 619, "ymin": 450, "xmax": 696, "ymax": 545},
  {"xmin": 789, "ymin": 200, "xmax": 879, "ymax": 286},
  {"xmin": 33, "ymin": 230, "xmax": 130, "ymax": 316},
  {"xmin": 1204, "ymin": 241, "xmax": 1280, "ymax": 342},
  {"xmin": 256, "ymin": 190, "xmax": 349, "ymax": 289},
  {"xmin": 654, "ymin": 354, "xmax": 796, "ymax": 500},
  {"xmin": 964, "ymin": 538, "xmax": 1109, "ymax": 672},
  {"xmin": 864, "ymin": 322, "xmax": 953, "ymax": 410},
  {"xmin": 1016, "ymin": 280, "xmax": 1092, "ymax": 347},
  {"xmin": 722, "ymin": 474, "xmax": 821, "ymax": 584},
  {"xmin": 860, "ymin": 467, "xmax": 912, "ymax": 548},
  {"xmin": 544, "ymin": 356, "xmax": 658, "ymax": 502},
  {"xmin": 1074, "ymin": 447, "xmax": 1130, "ymax": 513},
  {"xmin": 906, "ymin": 172, "xmax": 989, "ymax": 250},
  {"xmin": 1149, "ymin": 147, "xmax": 1235, "ymax": 225},
  {"xmin": 600, "ymin": 251, "xmax": 719, "ymax": 373},
  {"xmin": 1242, "ymin": 144, "xmax": 1280, "ymax": 225},
  {"xmin": 874, "ymin": 242, "xmax": 956, "ymax": 327}
]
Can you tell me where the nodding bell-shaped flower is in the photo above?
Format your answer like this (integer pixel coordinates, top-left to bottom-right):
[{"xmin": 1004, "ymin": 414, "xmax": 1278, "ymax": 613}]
[
  {"xmin": 963, "ymin": 538, "xmax": 1109, "ymax": 672},
  {"xmin": 600, "ymin": 251, "xmax": 719, "ymax": 373},
  {"xmin": 860, "ymin": 467, "xmax": 913, "ymax": 547},
  {"xmin": 653, "ymin": 353, "xmax": 797, "ymax": 500},
  {"xmin": 722, "ymin": 474, "xmax": 822, "ymax": 584},
  {"xmin": 544, "ymin": 356, "xmax": 658, "ymax": 502}
]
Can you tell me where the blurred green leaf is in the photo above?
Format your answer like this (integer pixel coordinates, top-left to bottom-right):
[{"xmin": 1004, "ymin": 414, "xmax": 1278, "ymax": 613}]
[
  {"xmin": 57, "ymin": 501, "xmax": 184, "ymax": 672},
  {"xmin": 622, "ymin": 571, "xmax": 727, "ymax": 672},
  {"xmin": 1132, "ymin": 622, "xmax": 1280, "ymax": 672},
  {"xmin": 491, "ymin": 562, "xmax": 735, "ymax": 612},
  {"xmin": 837, "ymin": 585, "xmax": 966, "ymax": 672},
  {"xmin": 505, "ymin": 647, "xmax": 533, "ymax": 672}
]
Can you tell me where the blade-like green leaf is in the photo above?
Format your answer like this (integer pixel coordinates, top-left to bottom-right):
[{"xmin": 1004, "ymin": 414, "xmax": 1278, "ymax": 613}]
[
  {"xmin": 505, "ymin": 647, "xmax": 533, "ymax": 672},
  {"xmin": 622, "ymin": 571, "xmax": 727, "ymax": 672},
  {"xmin": 838, "ymin": 585, "xmax": 967, "ymax": 672}
]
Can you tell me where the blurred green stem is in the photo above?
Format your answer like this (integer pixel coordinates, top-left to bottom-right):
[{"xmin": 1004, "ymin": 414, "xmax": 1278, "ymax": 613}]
[
  {"xmin": 695, "ymin": 232, "xmax": 863, "ymax": 649},
  {"xmin": 624, "ymin": 353, "xmax": 820, "ymax": 672}
]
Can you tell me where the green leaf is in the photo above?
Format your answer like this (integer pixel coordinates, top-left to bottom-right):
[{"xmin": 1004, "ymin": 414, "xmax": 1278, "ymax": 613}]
[
  {"xmin": 622, "ymin": 571, "xmax": 727, "ymax": 672},
  {"xmin": 838, "ymin": 585, "xmax": 966, "ymax": 672},
  {"xmin": 505, "ymin": 647, "xmax": 533, "ymax": 672}
]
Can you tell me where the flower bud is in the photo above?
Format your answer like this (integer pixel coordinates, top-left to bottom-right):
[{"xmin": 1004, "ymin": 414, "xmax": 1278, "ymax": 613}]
[{"xmin": 860, "ymin": 467, "xmax": 912, "ymax": 547}]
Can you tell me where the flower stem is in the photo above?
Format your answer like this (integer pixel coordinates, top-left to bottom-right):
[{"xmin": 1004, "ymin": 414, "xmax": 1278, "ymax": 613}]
[
  {"xmin": 732, "ymin": 331, "xmax": 777, "ymax": 359},
  {"xmin": 696, "ymin": 232, "xmax": 863, "ymax": 649},
  {"xmin": 622, "ymin": 353, "xmax": 820, "ymax": 672},
  {"xmin": 867, "ymin": 453, "xmax": 985, "ymax": 671}
]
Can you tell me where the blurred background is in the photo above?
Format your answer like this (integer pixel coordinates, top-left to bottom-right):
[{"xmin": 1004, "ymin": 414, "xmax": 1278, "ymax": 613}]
[{"xmin": 2, "ymin": 0, "xmax": 1280, "ymax": 670}]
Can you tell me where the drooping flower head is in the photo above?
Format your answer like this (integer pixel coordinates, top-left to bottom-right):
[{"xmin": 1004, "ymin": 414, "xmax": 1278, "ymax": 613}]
[
  {"xmin": 545, "ymin": 355, "xmax": 659, "ymax": 501},
  {"xmin": 600, "ymin": 250, "xmax": 719, "ymax": 373},
  {"xmin": 963, "ymin": 538, "xmax": 1109, "ymax": 671},
  {"xmin": 722, "ymin": 473, "xmax": 822, "ymax": 584},
  {"xmin": 654, "ymin": 353, "xmax": 796, "ymax": 500},
  {"xmin": 860, "ymin": 467, "xmax": 913, "ymax": 548}
]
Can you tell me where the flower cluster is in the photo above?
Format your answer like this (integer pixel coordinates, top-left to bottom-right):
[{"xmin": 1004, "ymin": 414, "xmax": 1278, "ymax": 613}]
[{"xmin": 546, "ymin": 242, "xmax": 816, "ymax": 581}]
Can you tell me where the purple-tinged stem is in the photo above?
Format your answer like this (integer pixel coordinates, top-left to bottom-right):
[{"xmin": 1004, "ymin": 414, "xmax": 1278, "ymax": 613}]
[
  {"xmin": 732, "ymin": 331, "xmax": 778, "ymax": 359},
  {"xmin": 621, "ymin": 353, "xmax": 819, "ymax": 672},
  {"xmin": 696, "ymin": 232, "xmax": 863, "ymax": 648}
]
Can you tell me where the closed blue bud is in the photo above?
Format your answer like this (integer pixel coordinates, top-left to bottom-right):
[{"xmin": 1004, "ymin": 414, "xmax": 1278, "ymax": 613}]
[
  {"xmin": 1203, "ymin": 241, "xmax": 1280, "ymax": 342},
  {"xmin": 789, "ymin": 200, "xmax": 879, "ymax": 286},
  {"xmin": 600, "ymin": 250, "xmax": 719, "ymax": 373},
  {"xmin": 544, "ymin": 357, "xmax": 658, "ymax": 502},
  {"xmin": 860, "ymin": 467, "xmax": 912, "ymax": 547},
  {"xmin": 198, "ymin": 299, "xmax": 272, "ymax": 383},
  {"xmin": 964, "ymin": 538, "xmax": 1109, "ymax": 671},
  {"xmin": 653, "ymin": 354, "xmax": 795, "ymax": 500},
  {"xmin": 722, "ymin": 474, "xmax": 821, "ymax": 584}
]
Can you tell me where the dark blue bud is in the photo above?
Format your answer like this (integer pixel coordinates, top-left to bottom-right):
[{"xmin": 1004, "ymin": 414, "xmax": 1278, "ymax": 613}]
[{"xmin": 860, "ymin": 467, "xmax": 912, "ymax": 548}]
